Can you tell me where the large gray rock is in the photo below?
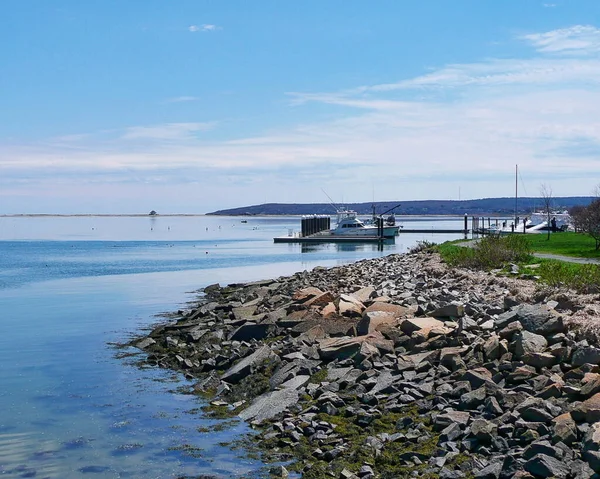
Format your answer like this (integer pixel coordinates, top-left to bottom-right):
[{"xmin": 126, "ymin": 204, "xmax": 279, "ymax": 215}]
[
  {"xmin": 229, "ymin": 322, "xmax": 271, "ymax": 341},
  {"xmin": 221, "ymin": 345, "xmax": 275, "ymax": 384},
  {"xmin": 512, "ymin": 304, "xmax": 564, "ymax": 335},
  {"xmin": 238, "ymin": 388, "xmax": 299, "ymax": 423},
  {"xmin": 572, "ymin": 346, "xmax": 600, "ymax": 367},
  {"xmin": 514, "ymin": 330, "xmax": 548, "ymax": 359},
  {"xmin": 524, "ymin": 453, "xmax": 569, "ymax": 478}
]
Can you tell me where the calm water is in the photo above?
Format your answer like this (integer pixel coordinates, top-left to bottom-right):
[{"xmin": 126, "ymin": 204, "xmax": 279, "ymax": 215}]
[{"xmin": 0, "ymin": 215, "xmax": 465, "ymax": 478}]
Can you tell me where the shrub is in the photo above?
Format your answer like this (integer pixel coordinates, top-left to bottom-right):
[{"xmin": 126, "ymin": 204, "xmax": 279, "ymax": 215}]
[
  {"xmin": 408, "ymin": 240, "xmax": 437, "ymax": 254},
  {"xmin": 439, "ymin": 235, "xmax": 532, "ymax": 270}
]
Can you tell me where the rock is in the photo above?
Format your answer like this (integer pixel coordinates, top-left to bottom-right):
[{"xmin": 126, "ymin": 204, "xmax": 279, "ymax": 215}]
[
  {"xmin": 521, "ymin": 352, "xmax": 556, "ymax": 369},
  {"xmin": 304, "ymin": 291, "xmax": 336, "ymax": 307},
  {"xmin": 584, "ymin": 450, "xmax": 600, "ymax": 473},
  {"xmin": 232, "ymin": 305, "xmax": 257, "ymax": 321},
  {"xmin": 269, "ymin": 465, "xmax": 289, "ymax": 478},
  {"xmin": 400, "ymin": 317, "xmax": 451, "ymax": 336},
  {"xmin": 484, "ymin": 335, "xmax": 501, "ymax": 361},
  {"xmin": 357, "ymin": 311, "xmax": 398, "ymax": 335},
  {"xmin": 471, "ymin": 418, "xmax": 497, "ymax": 444},
  {"xmin": 584, "ymin": 421, "xmax": 600, "ymax": 452},
  {"xmin": 229, "ymin": 322, "xmax": 271, "ymax": 341},
  {"xmin": 293, "ymin": 287, "xmax": 324, "ymax": 302},
  {"xmin": 513, "ymin": 304, "xmax": 564, "ymax": 335},
  {"xmin": 474, "ymin": 462, "xmax": 502, "ymax": 479},
  {"xmin": 238, "ymin": 388, "xmax": 299, "ymax": 423},
  {"xmin": 135, "ymin": 337, "xmax": 156, "ymax": 349},
  {"xmin": 552, "ymin": 413, "xmax": 577, "ymax": 445},
  {"xmin": 462, "ymin": 368, "xmax": 495, "ymax": 389},
  {"xmin": 514, "ymin": 331, "xmax": 548, "ymax": 359},
  {"xmin": 349, "ymin": 286, "xmax": 376, "ymax": 304},
  {"xmin": 573, "ymin": 346, "xmax": 600, "ymax": 367},
  {"xmin": 433, "ymin": 411, "xmax": 470, "ymax": 430},
  {"xmin": 318, "ymin": 332, "xmax": 393, "ymax": 360},
  {"xmin": 221, "ymin": 345, "xmax": 275, "ymax": 384},
  {"xmin": 339, "ymin": 469, "xmax": 360, "ymax": 479},
  {"xmin": 524, "ymin": 453, "xmax": 569, "ymax": 478},
  {"xmin": 572, "ymin": 392, "xmax": 600, "ymax": 423},
  {"xmin": 338, "ymin": 294, "xmax": 365, "ymax": 317},
  {"xmin": 363, "ymin": 302, "xmax": 409, "ymax": 317},
  {"xmin": 430, "ymin": 303, "xmax": 464, "ymax": 318}
]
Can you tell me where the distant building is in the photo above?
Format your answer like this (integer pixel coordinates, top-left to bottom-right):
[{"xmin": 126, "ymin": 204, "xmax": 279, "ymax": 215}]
[{"xmin": 149, "ymin": 210, "xmax": 158, "ymax": 216}]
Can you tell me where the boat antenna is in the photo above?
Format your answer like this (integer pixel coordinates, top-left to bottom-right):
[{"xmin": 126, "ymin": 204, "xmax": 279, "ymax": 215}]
[{"xmin": 321, "ymin": 189, "xmax": 340, "ymax": 213}]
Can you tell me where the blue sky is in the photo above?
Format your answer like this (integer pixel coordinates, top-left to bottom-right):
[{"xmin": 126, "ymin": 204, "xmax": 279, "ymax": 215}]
[{"xmin": 2, "ymin": 1, "xmax": 600, "ymax": 213}]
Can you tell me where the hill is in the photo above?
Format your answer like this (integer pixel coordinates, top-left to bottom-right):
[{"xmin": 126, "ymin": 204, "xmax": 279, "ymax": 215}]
[{"xmin": 207, "ymin": 197, "xmax": 594, "ymax": 216}]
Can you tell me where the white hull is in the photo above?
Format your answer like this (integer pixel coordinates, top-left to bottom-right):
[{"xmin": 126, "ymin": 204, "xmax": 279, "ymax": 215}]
[{"xmin": 331, "ymin": 225, "xmax": 399, "ymax": 238}]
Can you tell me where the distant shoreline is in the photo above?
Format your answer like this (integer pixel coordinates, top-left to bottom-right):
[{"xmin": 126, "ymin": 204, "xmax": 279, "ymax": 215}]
[{"xmin": 0, "ymin": 214, "xmax": 208, "ymax": 218}]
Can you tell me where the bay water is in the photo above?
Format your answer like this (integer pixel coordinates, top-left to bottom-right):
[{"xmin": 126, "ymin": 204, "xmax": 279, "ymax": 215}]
[{"xmin": 0, "ymin": 215, "xmax": 465, "ymax": 478}]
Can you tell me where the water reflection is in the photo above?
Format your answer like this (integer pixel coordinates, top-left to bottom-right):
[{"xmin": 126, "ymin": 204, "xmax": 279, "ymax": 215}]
[{"xmin": 298, "ymin": 239, "xmax": 396, "ymax": 254}]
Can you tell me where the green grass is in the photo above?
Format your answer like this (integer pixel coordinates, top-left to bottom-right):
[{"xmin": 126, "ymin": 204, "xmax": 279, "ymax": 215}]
[
  {"xmin": 437, "ymin": 234, "xmax": 600, "ymax": 293},
  {"xmin": 522, "ymin": 232, "xmax": 600, "ymax": 258}
]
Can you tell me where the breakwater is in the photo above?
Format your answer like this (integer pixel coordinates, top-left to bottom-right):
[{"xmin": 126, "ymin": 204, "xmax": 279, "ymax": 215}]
[{"xmin": 133, "ymin": 250, "xmax": 600, "ymax": 478}]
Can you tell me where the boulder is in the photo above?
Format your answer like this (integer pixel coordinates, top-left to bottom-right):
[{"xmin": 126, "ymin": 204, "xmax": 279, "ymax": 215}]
[
  {"xmin": 221, "ymin": 345, "xmax": 275, "ymax": 384},
  {"xmin": 571, "ymin": 392, "xmax": 600, "ymax": 423},
  {"xmin": 524, "ymin": 453, "xmax": 569, "ymax": 478},
  {"xmin": 514, "ymin": 331, "xmax": 548, "ymax": 359},
  {"xmin": 362, "ymin": 302, "xmax": 408, "ymax": 317},
  {"xmin": 238, "ymin": 388, "xmax": 299, "ymax": 423},
  {"xmin": 512, "ymin": 304, "xmax": 564, "ymax": 335},
  {"xmin": 292, "ymin": 287, "xmax": 324, "ymax": 302},
  {"xmin": 229, "ymin": 322, "xmax": 271, "ymax": 341},
  {"xmin": 349, "ymin": 286, "xmax": 376, "ymax": 304},
  {"xmin": 357, "ymin": 310, "xmax": 399, "ymax": 335},
  {"xmin": 318, "ymin": 332, "xmax": 393, "ymax": 360},
  {"xmin": 337, "ymin": 294, "xmax": 365, "ymax": 318},
  {"xmin": 572, "ymin": 346, "xmax": 600, "ymax": 367},
  {"xmin": 400, "ymin": 317, "xmax": 453, "ymax": 337},
  {"xmin": 430, "ymin": 303, "xmax": 464, "ymax": 319}
]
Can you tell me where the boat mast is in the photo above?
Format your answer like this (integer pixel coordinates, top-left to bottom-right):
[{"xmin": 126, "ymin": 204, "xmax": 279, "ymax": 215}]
[{"xmin": 514, "ymin": 164, "xmax": 518, "ymax": 226}]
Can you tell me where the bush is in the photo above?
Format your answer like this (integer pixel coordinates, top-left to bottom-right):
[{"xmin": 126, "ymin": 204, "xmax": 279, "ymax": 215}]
[
  {"xmin": 408, "ymin": 240, "xmax": 437, "ymax": 254},
  {"xmin": 439, "ymin": 235, "xmax": 532, "ymax": 270}
]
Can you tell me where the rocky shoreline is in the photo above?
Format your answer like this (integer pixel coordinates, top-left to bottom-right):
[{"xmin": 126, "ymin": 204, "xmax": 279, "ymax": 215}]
[{"xmin": 133, "ymin": 249, "xmax": 600, "ymax": 479}]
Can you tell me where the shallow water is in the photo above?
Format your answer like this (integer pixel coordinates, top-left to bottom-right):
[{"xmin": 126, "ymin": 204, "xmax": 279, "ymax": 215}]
[{"xmin": 0, "ymin": 215, "xmax": 466, "ymax": 478}]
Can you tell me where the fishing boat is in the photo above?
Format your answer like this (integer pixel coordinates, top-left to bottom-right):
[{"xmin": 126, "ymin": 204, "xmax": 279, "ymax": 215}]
[{"xmin": 330, "ymin": 210, "xmax": 399, "ymax": 238}]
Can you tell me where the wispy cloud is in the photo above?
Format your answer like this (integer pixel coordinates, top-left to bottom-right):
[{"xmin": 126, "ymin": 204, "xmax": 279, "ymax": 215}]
[
  {"xmin": 543, "ymin": 3, "xmax": 557, "ymax": 8},
  {"xmin": 188, "ymin": 24, "xmax": 220, "ymax": 33},
  {"xmin": 121, "ymin": 122, "xmax": 215, "ymax": 141},
  {"xmin": 164, "ymin": 96, "xmax": 199, "ymax": 104},
  {"xmin": 5, "ymin": 25, "xmax": 600, "ymax": 210},
  {"xmin": 522, "ymin": 25, "xmax": 600, "ymax": 54}
]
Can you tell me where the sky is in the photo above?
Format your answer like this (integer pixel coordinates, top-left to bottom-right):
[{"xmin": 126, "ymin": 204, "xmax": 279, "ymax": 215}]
[{"xmin": 2, "ymin": 1, "xmax": 600, "ymax": 214}]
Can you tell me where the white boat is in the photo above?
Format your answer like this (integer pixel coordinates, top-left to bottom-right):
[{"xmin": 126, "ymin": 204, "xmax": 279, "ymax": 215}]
[{"xmin": 330, "ymin": 210, "xmax": 399, "ymax": 238}]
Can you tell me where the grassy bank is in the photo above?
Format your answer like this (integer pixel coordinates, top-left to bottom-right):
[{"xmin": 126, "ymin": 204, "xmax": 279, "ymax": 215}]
[
  {"xmin": 436, "ymin": 234, "xmax": 600, "ymax": 293},
  {"xmin": 522, "ymin": 231, "xmax": 600, "ymax": 258}
]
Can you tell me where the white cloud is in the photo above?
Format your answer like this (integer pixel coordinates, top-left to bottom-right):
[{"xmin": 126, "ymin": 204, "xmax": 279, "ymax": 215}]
[
  {"xmin": 543, "ymin": 3, "xmax": 557, "ymax": 8},
  {"xmin": 5, "ymin": 24, "xmax": 600, "ymax": 211},
  {"xmin": 188, "ymin": 24, "xmax": 220, "ymax": 33},
  {"xmin": 522, "ymin": 25, "xmax": 600, "ymax": 54},
  {"xmin": 121, "ymin": 122, "xmax": 215, "ymax": 141}
]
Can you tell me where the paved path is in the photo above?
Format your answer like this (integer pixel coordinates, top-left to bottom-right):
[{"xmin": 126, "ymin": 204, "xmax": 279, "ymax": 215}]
[{"xmin": 532, "ymin": 253, "xmax": 600, "ymax": 264}]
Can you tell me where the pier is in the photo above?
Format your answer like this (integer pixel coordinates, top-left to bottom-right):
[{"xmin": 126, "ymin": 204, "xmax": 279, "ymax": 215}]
[{"xmin": 273, "ymin": 215, "xmax": 510, "ymax": 244}]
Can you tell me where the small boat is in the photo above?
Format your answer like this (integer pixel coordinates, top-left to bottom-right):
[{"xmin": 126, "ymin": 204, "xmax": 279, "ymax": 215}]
[{"xmin": 331, "ymin": 210, "xmax": 399, "ymax": 238}]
